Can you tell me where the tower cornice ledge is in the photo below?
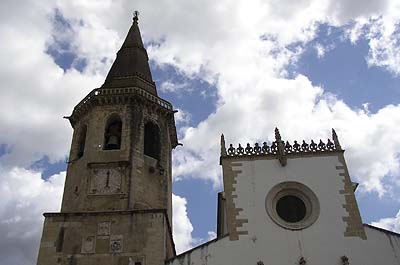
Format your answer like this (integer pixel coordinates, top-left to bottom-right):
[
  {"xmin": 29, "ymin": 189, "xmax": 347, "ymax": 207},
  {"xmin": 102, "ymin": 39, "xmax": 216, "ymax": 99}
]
[
  {"xmin": 44, "ymin": 208, "xmax": 170, "ymax": 217},
  {"xmin": 70, "ymin": 87, "xmax": 173, "ymax": 123}
]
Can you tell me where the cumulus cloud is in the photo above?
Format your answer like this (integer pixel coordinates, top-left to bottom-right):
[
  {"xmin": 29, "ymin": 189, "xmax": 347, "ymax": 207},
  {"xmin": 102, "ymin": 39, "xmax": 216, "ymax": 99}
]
[
  {"xmin": 0, "ymin": 2, "xmax": 104, "ymax": 168},
  {"xmin": 172, "ymin": 194, "xmax": 195, "ymax": 254},
  {"xmin": 0, "ymin": 167, "xmax": 65, "ymax": 265},
  {"xmin": 174, "ymin": 108, "xmax": 192, "ymax": 127},
  {"xmin": 371, "ymin": 210, "xmax": 400, "ymax": 233},
  {"xmin": 344, "ymin": 2, "xmax": 400, "ymax": 75},
  {"xmin": 160, "ymin": 81, "xmax": 190, "ymax": 93}
]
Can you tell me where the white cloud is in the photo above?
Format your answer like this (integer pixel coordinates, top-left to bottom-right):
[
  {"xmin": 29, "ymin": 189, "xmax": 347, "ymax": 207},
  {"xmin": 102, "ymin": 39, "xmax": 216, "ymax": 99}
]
[
  {"xmin": 1, "ymin": 0, "xmax": 400, "ymax": 264},
  {"xmin": 0, "ymin": 167, "xmax": 65, "ymax": 265},
  {"xmin": 0, "ymin": 2, "xmax": 104, "ymax": 168},
  {"xmin": 207, "ymin": 231, "xmax": 217, "ymax": 240},
  {"xmin": 326, "ymin": 0, "xmax": 390, "ymax": 25},
  {"xmin": 160, "ymin": 81, "xmax": 190, "ymax": 93},
  {"xmin": 175, "ymin": 108, "xmax": 192, "ymax": 126},
  {"xmin": 344, "ymin": 2, "xmax": 400, "ymax": 75},
  {"xmin": 172, "ymin": 194, "xmax": 195, "ymax": 254},
  {"xmin": 371, "ymin": 210, "xmax": 400, "ymax": 233},
  {"xmin": 314, "ymin": 43, "xmax": 326, "ymax": 58}
]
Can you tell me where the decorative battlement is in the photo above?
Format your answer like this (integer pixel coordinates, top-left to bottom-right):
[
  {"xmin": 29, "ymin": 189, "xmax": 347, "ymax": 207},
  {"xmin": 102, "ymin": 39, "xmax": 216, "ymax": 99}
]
[{"xmin": 221, "ymin": 128, "xmax": 342, "ymax": 166}]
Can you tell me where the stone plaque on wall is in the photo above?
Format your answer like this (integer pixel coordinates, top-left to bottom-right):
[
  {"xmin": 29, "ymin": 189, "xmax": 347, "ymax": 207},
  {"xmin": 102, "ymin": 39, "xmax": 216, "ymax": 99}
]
[
  {"xmin": 81, "ymin": 235, "xmax": 95, "ymax": 253},
  {"xmin": 97, "ymin": 221, "xmax": 110, "ymax": 236},
  {"xmin": 110, "ymin": 234, "xmax": 123, "ymax": 253}
]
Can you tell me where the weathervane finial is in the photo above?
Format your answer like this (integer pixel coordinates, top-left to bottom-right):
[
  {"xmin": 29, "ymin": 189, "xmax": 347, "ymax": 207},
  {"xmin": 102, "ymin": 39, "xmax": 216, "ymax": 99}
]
[{"xmin": 133, "ymin": 10, "xmax": 140, "ymax": 23}]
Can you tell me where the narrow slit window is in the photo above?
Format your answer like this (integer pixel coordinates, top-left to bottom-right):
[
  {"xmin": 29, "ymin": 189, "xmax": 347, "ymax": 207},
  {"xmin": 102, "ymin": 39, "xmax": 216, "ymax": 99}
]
[
  {"xmin": 144, "ymin": 122, "xmax": 160, "ymax": 159},
  {"xmin": 77, "ymin": 125, "xmax": 87, "ymax": 159},
  {"xmin": 104, "ymin": 115, "xmax": 122, "ymax": 150}
]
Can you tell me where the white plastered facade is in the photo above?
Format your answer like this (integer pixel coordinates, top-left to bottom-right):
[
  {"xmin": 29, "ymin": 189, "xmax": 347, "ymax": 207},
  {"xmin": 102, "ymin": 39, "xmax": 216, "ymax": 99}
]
[{"xmin": 167, "ymin": 153, "xmax": 400, "ymax": 265}]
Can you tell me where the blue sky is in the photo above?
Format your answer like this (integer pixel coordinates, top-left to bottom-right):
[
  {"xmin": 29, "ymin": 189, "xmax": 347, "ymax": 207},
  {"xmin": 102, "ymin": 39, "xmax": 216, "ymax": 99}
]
[
  {"xmin": 295, "ymin": 24, "xmax": 400, "ymax": 113},
  {"xmin": 1, "ymin": 1, "xmax": 400, "ymax": 264}
]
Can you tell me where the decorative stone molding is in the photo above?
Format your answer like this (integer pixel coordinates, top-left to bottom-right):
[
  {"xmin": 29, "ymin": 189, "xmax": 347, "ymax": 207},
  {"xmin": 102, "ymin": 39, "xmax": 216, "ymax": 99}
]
[
  {"xmin": 81, "ymin": 235, "xmax": 96, "ymax": 253},
  {"xmin": 332, "ymin": 128, "xmax": 342, "ymax": 150},
  {"xmin": 97, "ymin": 221, "xmax": 111, "ymax": 236},
  {"xmin": 110, "ymin": 235, "xmax": 123, "ymax": 253},
  {"xmin": 222, "ymin": 128, "xmax": 342, "ymax": 163},
  {"xmin": 275, "ymin": 128, "xmax": 287, "ymax": 166},
  {"xmin": 220, "ymin": 134, "xmax": 227, "ymax": 157}
]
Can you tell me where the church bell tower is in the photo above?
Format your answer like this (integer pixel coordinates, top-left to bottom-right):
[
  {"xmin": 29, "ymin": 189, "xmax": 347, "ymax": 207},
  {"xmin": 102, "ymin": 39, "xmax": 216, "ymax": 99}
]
[{"xmin": 37, "ymin": 13, "xmax": 178, "ymax": 265}]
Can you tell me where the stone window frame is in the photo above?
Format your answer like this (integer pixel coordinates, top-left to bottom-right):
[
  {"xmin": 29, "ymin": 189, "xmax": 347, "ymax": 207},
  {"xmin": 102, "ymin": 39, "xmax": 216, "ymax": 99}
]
[{"xmin": 265, "ymin": 181, "xmax": 320, "ymax": 230}]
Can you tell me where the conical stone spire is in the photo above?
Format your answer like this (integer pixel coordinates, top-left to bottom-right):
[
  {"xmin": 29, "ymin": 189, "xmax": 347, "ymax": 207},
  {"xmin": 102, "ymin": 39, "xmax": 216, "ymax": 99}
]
[{"xmin": 102, "ymin": 11, "xmax": 157, "ymax": 95}]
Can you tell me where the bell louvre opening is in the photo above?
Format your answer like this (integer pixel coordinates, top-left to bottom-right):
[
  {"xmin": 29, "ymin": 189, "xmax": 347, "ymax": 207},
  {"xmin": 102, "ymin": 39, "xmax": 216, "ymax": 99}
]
[
  {"xmin": 144, "ymin": 122, "xmax": 160, "ymax": 160},
  {"xmin": 104, "ymin": 115, "xmax": 122, "ymax": 150}
]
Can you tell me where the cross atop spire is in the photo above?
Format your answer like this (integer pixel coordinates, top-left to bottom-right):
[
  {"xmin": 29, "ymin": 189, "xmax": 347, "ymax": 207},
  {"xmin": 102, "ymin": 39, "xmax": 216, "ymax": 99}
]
[{"xmin": 133, "ymin": 10, "xmax": 139, "ymax": 23}]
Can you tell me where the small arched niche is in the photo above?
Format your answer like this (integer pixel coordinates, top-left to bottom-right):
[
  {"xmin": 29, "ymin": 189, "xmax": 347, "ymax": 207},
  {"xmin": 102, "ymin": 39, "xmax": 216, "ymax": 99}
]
[
  {"xmin": 76, "ymin": 124, "xmax": 87, "ymax": 159},
  {"xmin": 104, "ymin": 114, "xmax": 122, "ymax": 150},
  {"xmin": 144, "ymin": 121, "xmax": 160, "ymax": 160}
]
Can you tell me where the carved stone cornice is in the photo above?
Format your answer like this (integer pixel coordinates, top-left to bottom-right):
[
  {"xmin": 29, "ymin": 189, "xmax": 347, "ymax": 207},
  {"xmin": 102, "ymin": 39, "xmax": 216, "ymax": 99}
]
[{"xmin": 68, "ymin": 87, "xmax": 173, "ymax": 124}]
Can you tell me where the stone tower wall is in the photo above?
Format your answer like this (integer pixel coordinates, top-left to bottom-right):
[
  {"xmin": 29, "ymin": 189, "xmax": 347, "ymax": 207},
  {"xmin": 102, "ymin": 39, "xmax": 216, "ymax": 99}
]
[
  {"xmin": 61, "ymin": 102, "xmax": 173, "ymax": 218},
  {"xmin": 37, "ymin": 210, "xmax": 174, "ymax": 265}
]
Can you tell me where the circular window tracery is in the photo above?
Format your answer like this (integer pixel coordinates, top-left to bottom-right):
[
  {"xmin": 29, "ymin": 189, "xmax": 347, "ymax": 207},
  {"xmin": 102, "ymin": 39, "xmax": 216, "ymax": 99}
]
[{"xmin": 265, "ymin": 182, "xmax": 320, "ymax": 230}]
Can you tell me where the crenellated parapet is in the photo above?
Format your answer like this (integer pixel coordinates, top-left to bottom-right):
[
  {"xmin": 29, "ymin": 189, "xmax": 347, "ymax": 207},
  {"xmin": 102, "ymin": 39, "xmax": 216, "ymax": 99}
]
[{"xmin": 221, "ymin": 128, "xmax": 342, "ymax": 166}]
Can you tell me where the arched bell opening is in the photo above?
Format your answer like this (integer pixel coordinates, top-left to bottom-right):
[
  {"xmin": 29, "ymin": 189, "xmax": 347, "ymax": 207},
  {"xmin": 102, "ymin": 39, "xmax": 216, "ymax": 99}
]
[
  {"xmin": 76, "ymin": 125, "xmax": 87, "ymax": 159},
  {"xmin": 144, "ymin": 121, "xmax": 160, "ymax": 160},
  {"xmin": 104, "ymin": 114, "xmax": 122, "ymax": 150}
]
